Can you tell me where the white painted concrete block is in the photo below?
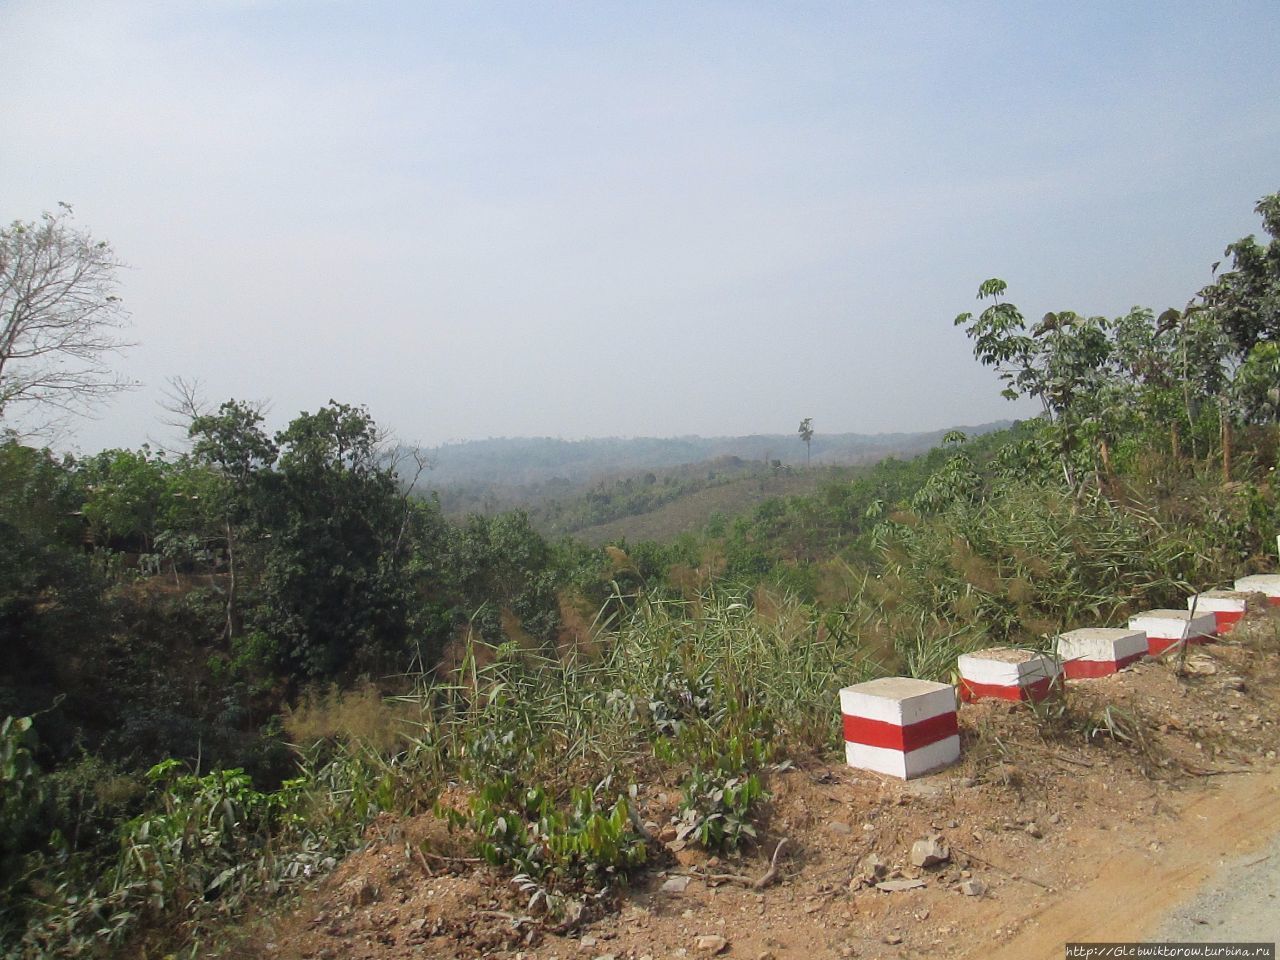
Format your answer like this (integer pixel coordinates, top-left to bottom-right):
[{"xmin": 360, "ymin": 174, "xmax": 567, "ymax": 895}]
[
  {"xmin": 1188, "ymin": 591, "xmax": 1249, "ymax": 634},
  {"xmin": 839, "ymin": 677, "xmax": 959, "ymax": 780},
  {"xmin": 957, "ymin": 648, "xmax": 1061, "ymax": 701},
  {"xmin": 1128, "ymin": 609, "xmax": 1217, "ymax": 655},
  {"xmin": 1234, "ymin": 574, "xmax": 1280, "ymax": 606},
  {"xmin": 1056, "ymin": 627, "xmax": 1148, "ymax": 678}
]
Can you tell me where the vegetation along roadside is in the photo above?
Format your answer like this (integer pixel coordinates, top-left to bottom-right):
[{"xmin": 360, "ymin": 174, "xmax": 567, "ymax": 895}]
[{"xmin": 1, "ymin": 190, "xmax": 1278, "ymax": 957}]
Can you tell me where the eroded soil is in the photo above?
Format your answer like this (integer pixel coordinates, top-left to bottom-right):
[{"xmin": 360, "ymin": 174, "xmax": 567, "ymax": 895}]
[{"xmin": 239, "ymin": 612, "xmax": 1280, "ymax": 959}]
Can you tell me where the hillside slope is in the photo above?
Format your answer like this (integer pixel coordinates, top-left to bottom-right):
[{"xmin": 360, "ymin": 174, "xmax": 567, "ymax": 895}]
[
  {"xmin": 248, "ymin": 611, "xmax": 1280, "ymax": 959},
  {"xmin": 418, "ymin": 423, "xmax": 1011, "ymax": 489},
  {"xmin": 566, "ymin": 468, "xmax": 829, "ymax": 545}
]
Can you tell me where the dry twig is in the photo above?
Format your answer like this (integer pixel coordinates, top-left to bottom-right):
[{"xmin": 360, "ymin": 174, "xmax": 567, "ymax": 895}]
[
  {"xmin": 478, "ymin": 910, "xmax": 540, "ymax": 927},
  {"xmin": 698, "ymin": 838, "xmax": 791, "ymax": 891},
  {"xmin": 952, "ymin": 845, "xmax": 1053, "ymax": 890}
]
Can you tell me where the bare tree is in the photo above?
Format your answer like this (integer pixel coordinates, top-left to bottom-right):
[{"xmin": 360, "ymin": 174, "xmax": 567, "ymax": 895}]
[
  {"xmin": 0, "ymin": 205, "xmax": 134, "ymax": 430},
  {"xmin": 158, "ymin": 375, "xmax": 211, "ymax": 431},
  {"xmin": 384, "ymin": 441, "xmax": 434, "ymax": 559}
]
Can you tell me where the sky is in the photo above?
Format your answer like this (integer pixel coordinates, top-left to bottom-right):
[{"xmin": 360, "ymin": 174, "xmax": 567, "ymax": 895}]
[{"xmin": 3, "ymin": 1, "xmax": 1279, "ymax": 452}]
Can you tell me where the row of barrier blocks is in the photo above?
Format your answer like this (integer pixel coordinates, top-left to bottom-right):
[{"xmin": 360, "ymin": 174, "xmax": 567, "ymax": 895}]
[{"xmin": 840, "ymin": 573, "xmax": 1280, "ymax": 780}]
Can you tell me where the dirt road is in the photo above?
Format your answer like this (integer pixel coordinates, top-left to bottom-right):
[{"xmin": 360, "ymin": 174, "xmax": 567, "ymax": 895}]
[
  {"xmin": 1151, "ymin": 825, "xmax": 1280, "ymax": 941},
  {"xmin": 978, "ymin": 765, "xmax": 1280, "ymax": 957}
]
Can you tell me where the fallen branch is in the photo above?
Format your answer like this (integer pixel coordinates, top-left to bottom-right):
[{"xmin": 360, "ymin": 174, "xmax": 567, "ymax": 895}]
[
  {"xmin": 410, "ymin": 845, "xmax": 435, "ymax": 877},
  {"xmin": 627, "ymin": 800, "xmax": 656, "ymax": 843},
  {"xmin": 478, "ymin": 910, "xmax": 540, "ymax": 927},
  {"xmin": 754, "ymin": 838, "xmax": 790, "ymax": 890},
  {"xmin": 952, "ymin": 845, "xmax": 1053, "ymax": 890},
  {"xmin": 1181, "ymin": 765, "xmax": 1251, "ymax": 777},
  {"xmin": 422, "ymin": 851, "xmax": 483, "ymax": 864},
  {"xmin": 1022, "ymin": 745, "xmax": 1094, "ymax": 768},
  {"xmin": 698, "ymin": 838, "xmax": 790, "ymax": 891}
]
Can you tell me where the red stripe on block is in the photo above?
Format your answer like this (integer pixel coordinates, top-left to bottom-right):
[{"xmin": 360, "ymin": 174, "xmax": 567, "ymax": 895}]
[
  {"xmin": 1269, "ymin": 597, "xmax": 1280, "ymax": 607},
  {"xmin": 1213, "ymin": 611, "xmax": 1243, "ymax": 633},
  {"xmin": 1063, "ymin": 652, "xmax": 1144, "ymax": 679},
  {"xmin": 1148, "ymin": 634, "xmax": 1213, "ymax": 655},
  {"xmin": 960, "ymin": 676, "xmax": 1056, "ymax": 703},
  {"xmin": 842, "ymin": 710, "xmax": 957, "ymax": 752}
]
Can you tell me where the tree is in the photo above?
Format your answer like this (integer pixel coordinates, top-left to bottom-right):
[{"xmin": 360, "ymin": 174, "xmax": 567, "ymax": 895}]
[
  {"xmin": 189, "ymin": 401, "xmax": 277, "ymax": 642},
  {"xmin": 1198, "ymin": 192, "xmax": 1280, "ymax": 360},
  {"xmin": 954, "ymin": 280, "xmax": 1117, "ymax": 488},
  {"xmin": 797, "ymin": 418, "xmax": 814, "ymax": 467},
  {"xmin": 1233, "ymin": 341, "xmax": 1280, "ymax": 424},
  {"xmin": 1192, "ymin": 191, "xmax": 1280, "ymax": 463},
  {"xmin": 0, "ymin": 206, "xmax": 132, "ymax": 428},
  {"xmin": 78, "ymin": 447, "xmax": 171, "ymax": 551},
  {"xmin": 260, "ymin": 401, "xmax": 410, "ymax": 678}
]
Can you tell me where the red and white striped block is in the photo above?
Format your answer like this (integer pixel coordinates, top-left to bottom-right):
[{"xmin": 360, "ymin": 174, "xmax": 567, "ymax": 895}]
[
  {"xmin": 957, "ymin": 648, "xmax": 1061, "ymax": 702},
  {"xmin": 839, "ymin": 677, "xmax": 959, "ymax": 780},
  {"xmin": 1234, "ymin": 574, "xmax": 1280, "ymax": 607},
  {"xmin": 1188, "ymin": 591, "xmax": 1249, "ymax": 634},
  {"xmin": 1128, "ymin": 609, "xmax": 1217, "ymax": 656},
  {"xmin": 1056, "ymin": 628, "xmax": 1148, "ymax": 679}
]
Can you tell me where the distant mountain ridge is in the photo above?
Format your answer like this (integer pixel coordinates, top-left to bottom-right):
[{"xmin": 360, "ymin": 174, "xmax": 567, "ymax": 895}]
[{"xmin": 416, "ymin": 422, "xmax": 1013, "ymax": 488}]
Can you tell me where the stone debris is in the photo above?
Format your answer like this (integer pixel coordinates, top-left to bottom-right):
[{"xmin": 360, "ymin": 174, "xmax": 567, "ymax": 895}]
[
  {"xmin": 959, "ymin": 879, "xmax": 988, "ymax": 897},
  {"xmin": 875, "ymin": 879, "xmax": 926, "ymax": 892},
  {"xmin": 1024, "ymin": 822, "xmax": 1043, "ymax": 839},
  {"xmin": 662, "ymin": 876, "xmax": 692, "ymax": 894},
  {"xmin": 341, "ymin": 878, "xmax": 379, "ymax": 907},
  {"xmin": 1185, "ymin": 657, "xmax": 1218, "ymax": 675},
  {"xmin": 694, "ymin": 934, "xmax": 729, "ymax": 954},
  {"xmin": 860, "ymin": 853, "xmax": 889, "ymax": 883},
  {"xmin": 910, "ymin": 836, "xmax": 950, "ymax": 868}
]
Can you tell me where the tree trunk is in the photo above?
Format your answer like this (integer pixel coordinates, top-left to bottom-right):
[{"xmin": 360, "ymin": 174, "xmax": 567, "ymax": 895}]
[
  {"xmin": 1221, "ymin": 406, "xmax": 1232, "ymax": 482},
  {"xmin": 225, "ymin": 518, "xmax": 238, "ymax": 641}
]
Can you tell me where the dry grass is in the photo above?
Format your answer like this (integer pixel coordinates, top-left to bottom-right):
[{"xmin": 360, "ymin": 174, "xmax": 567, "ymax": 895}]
[{"xmin": 283, "ymin": 681, "xmax": 421, "ymax": 755}]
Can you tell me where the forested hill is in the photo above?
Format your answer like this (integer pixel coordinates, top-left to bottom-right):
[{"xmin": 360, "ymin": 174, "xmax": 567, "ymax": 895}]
[{"xmin": 414, "ymin": 422, "xmax": 1012, "ymax": 489}]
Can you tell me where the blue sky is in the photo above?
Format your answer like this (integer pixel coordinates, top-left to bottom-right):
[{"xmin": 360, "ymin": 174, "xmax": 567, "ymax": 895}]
[{"xmin": 2, "ymin": 1, "xmax": 1278, "ymax": 450}]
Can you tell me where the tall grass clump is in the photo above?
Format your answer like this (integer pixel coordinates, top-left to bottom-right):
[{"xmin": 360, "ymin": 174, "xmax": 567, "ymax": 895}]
[
  {"xmin": 410, "ymin": 590, "xmax": 879, "ymax": 790},
  {"xmin": 843, "ymin": 481, "xmax": 1233, "ymax": 680},
  {"xmin": 401, "ymin": 589, "xmax": 880, "ymax": 903}
]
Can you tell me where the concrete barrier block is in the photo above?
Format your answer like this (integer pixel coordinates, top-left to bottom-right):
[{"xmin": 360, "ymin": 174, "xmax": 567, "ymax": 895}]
[
  {"xmin": 839, "ymin": 677, "xmax": 959, "ymax": 780},
  {"xmin": 1128, "ymin": 609, "xmax": 1217, "ymax": 655},
  {"xmin": 1188, "ymin": 590, "xmax": 1249, "ymax": 634},
  {"xmin": 957, "ymin": 648, "xmax": 1061, "ymax": 702},
  {"xmin": 1056, "ymin": 628, "xmax": 1148, "ymax": 678},
  {"xmin": 1233, "ymin": 574, "xmax": 1280, "ymax": 607}
]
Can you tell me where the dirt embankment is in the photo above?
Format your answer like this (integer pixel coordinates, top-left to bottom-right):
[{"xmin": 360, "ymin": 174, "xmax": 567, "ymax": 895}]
[{"xmin": 245, "ymin": 613, "xmax": 1280, "ymax": 959}]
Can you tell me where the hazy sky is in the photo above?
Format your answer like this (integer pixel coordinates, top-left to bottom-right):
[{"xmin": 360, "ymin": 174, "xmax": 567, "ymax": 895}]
[{"xmin": 3, "ymin": 1, "xmax": 1278, "ymax": 451}]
